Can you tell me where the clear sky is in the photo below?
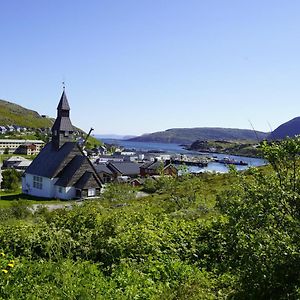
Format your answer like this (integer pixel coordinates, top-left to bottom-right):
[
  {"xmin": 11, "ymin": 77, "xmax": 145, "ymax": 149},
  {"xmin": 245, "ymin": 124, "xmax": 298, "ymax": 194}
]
[{"xmin": 1, "ymin": 1, "xmax": 300, "ymax": 135}]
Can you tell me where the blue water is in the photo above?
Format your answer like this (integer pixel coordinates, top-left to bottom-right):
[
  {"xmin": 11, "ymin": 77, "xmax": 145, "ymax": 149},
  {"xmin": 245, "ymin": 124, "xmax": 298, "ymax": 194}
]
[
  {"xmin": 101, "ymin": 139, "xmax": 266, "ymax": 173},
  {"xmin": 102, "ymin": 139, "xmax": 192, "ymax": 153}
]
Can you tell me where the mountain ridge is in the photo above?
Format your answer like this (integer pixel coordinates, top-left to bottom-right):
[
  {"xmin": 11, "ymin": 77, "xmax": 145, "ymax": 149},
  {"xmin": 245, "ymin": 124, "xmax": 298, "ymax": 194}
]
[
  {"xmin": 128, "ymin": 127, "xmax": 269, "ymax": 144},
  {"xmin": 268, "ymin": 117, "xmax": 300, "ymax": 140}
]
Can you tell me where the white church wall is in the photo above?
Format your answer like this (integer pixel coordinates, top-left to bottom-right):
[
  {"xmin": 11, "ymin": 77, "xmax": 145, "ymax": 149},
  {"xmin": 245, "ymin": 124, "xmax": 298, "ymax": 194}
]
[
  {"xmin": 22, "ymin": 173, "xmax": 57, "ymax": 198},
  {"xmin": 54, "ymin": 185, "xmax": 76, "ymax": 200}
]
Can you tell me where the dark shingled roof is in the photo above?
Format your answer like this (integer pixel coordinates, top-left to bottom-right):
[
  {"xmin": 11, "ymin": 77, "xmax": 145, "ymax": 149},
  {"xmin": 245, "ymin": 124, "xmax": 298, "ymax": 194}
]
[
  {"xmin": 95, "ymin": 164, "xmax": 113, "ymax": 175},
  {"xmin": 54, "ymin": 155, "xmax": 86, "ymax": 187},
  {"xmin": 74, "ymin": 171, "xmax": 94, "ymax": 189},
  {"xmin": 140, "ymin": 161, "xmax": 154, "ymax": 169},
  {"xmin": 25, "ymin": 142, "xmax": 77, "ymax": 178},
  {"xmin": 52, "ymin": 116, "xmax": 74, "ymax": 132},
  {"xmin": 107, "ymin": 162, "xmax": 141, "ymax": 176},
  {"xmin": 140, "ymin": 161, "xmax": 163, "ymax": 170},
  {"xmin": 57, "ymin": 90, "xmax": 70, "ymax": 110}
]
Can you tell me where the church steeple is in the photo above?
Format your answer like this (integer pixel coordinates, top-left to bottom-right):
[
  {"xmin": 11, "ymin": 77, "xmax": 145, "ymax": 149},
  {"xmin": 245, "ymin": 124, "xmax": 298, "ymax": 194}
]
[{"xmin": 51, "ymin": 90, "xmax": 74, "ymax": 149}]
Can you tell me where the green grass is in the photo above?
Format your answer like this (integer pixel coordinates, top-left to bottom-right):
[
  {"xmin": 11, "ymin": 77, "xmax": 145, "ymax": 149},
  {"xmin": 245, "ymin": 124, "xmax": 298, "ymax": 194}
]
[{"xmin": 0, "ymin": 190, "xmax": 68, "ymax": 208}]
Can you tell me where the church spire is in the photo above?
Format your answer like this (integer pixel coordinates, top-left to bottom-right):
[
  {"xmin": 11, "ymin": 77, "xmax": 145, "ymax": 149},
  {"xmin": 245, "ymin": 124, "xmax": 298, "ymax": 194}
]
[
  {"xmin": 51, "ymin": 90, "xmax": 74, "ymax": 149},
  {"xmin": 57, "ymin": 90, "xmax": 70, "ymax": 111}
]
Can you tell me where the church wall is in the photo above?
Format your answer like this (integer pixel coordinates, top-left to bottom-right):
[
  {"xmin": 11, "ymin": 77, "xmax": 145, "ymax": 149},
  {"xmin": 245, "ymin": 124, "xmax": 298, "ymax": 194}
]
[
  {"xmin": 22, "ymin": 173, "xmax": 57, "ymax": 198},
  {"xmin": 54, "ymin": 185, "xmax": 76, "ymax": 200}
]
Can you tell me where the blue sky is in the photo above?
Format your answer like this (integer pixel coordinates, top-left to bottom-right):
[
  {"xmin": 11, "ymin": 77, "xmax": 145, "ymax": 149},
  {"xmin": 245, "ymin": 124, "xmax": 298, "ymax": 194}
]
[{"xmin": 1, "ymin": 1, "xmax": 300, "ymax": 135}]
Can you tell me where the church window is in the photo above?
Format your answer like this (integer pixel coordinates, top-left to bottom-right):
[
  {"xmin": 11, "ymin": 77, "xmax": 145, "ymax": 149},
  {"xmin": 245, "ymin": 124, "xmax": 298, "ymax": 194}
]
[
  {"xmin": 33, "ymin": 176, "xmax": 43, "ymax": 189},
  {"xmin": 88, "ymin": 188, "xmax": 96, "ymax": 197}
]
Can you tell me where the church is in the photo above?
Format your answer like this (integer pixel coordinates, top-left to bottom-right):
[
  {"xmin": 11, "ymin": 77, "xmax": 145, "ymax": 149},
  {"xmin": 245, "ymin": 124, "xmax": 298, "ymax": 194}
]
[{"xmin": 22, "ymin": 90, "xmax": 102, "ymax": 199}]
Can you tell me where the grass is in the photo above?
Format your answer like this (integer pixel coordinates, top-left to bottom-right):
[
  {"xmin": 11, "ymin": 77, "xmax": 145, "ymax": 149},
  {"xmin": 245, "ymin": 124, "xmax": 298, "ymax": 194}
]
[{"xmin": 0, "ymin": 190, "xmax": 68, "ymax": 208}]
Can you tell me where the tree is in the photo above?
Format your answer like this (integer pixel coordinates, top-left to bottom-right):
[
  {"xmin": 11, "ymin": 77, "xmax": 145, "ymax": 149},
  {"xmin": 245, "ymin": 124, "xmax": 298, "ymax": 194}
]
[
  {"xmin": 210, "ymin": 137, "xmax": 300, "ymax": 298},
  {"xmin": 1, "ymin": 169, "xmax": 21, "ymax": 191}
]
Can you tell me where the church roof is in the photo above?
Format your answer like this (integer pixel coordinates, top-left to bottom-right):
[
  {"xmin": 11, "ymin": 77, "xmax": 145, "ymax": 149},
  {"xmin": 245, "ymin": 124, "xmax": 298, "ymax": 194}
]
[
  {"xmin": 54, "ymin": 155, "xmax": 86, "ymax": 187},
  {"xmin": 25, "ymin": 142, "xmax": 78, "ymax": 178},
  {"xmin": 57, "ymin": 90, "xmax": 70, "ymax": 110},
  {"xmin": 75, "ymin": 172, "xmax": 95, "ymax": 189},
  {"xmin": 51, "ymin": 116, "xmax": 74, "ymax": 132}
]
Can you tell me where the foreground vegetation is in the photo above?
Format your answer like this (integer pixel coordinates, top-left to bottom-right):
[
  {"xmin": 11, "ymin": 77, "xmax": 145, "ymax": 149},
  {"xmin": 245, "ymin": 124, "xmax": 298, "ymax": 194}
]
[{"xmin": 1, "ymin": 139, "xmax": 300, "ymax": 299}]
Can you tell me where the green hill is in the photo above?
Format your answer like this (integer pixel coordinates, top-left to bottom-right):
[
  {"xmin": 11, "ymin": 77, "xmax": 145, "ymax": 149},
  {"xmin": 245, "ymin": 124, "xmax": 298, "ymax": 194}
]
[
  {"xmin": 129, "ymin": 127, "xmax": 269, "ymax": 144},
  {"xmin": 0, "ymin": 99, "xmax": 53, "ymax": 128}
]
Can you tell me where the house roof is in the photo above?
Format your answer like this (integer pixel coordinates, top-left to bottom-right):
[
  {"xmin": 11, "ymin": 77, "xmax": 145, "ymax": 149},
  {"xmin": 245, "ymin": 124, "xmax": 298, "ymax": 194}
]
[
  {"xmin": 14, "ymin": 160, "xmax": 32, "ymax": 168},
  {"xmin": 95, "ymin": 164, "xmax": 113, "ymax": 175},
  {"xmin": 0, "ymin": 139, "xmax": 44, "ymax": 144},
  {"xmin": 140, "ymin": 160, "xmax": 163, "ymax": 170},
  {"xmin": 6, "ymin": 156, "xmax": 28, "ymax": 162},
  {"xmin": 25, "ymin": 142, "xmax": 78, "ymax": 178},
  {"xmin": 107, "ymin": 162, "xmax": 141, "ymax": 176}
]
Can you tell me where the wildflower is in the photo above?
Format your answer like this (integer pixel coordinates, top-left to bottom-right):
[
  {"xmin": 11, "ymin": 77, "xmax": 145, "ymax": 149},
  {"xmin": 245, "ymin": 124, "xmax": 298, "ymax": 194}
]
[
  {"xmin": 7, "ymin": 263, "xmax": 14, "ymax": 268},
  {"xmin": 0, "ymin": 252, "xmax": 5, "ymax": 257},
  {"xmin": 2, "ymin": 269, "xmax": 8, "ymax": 274}
]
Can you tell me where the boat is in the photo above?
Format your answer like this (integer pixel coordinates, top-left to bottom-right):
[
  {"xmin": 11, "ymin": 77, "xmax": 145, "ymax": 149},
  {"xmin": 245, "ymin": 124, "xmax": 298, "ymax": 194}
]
[{"xmin": 215, "ymin": 157, "xmax": 248, "ymax": 166}]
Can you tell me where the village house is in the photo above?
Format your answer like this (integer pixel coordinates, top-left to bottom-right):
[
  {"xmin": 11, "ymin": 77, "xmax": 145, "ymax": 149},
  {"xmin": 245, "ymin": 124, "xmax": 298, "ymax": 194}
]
[
  {"xmin": 107, "ymin": 161, "xmax": 141, "ymax": 180},
  {"xmin": 0, "ymin": 139, "xmax": 44, "ymax": 154},
  {"xmin": 140, "ymin": 160, "xmax": 178, "ymax": 177},
  {"xmin": 22, "ymin": 90, "xmax": 102, "ymax": 200},
  {"xmin": 2, "ymin": 156, "xmax": 32, "ymax": 171},
  {"xmin": 95, "ymin": 163, "xmax": 114, "ymax": 183}
]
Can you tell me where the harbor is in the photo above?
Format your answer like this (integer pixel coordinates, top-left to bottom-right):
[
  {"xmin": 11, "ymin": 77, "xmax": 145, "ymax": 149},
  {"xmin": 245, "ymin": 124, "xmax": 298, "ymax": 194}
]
[{"xmin": 100, "ymin": 139, "xmax": 266, "ymax": 174}]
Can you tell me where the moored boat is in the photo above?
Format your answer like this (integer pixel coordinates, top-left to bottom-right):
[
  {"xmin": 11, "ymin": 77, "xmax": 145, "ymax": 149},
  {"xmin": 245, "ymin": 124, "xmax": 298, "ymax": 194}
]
[{"xmin": 215, "ymin": 157, "xmax": 248, "ymax": 166}]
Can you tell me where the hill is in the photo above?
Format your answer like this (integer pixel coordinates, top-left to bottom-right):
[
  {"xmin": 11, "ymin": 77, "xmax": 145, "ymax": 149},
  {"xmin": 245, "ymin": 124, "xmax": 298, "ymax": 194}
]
[
  {"xmin": 129, "ymin": 127, "xmax": 269, "ymax": 144},
  {"xmin": 0, "ymin": 99, "xmax": 53, "ymax": 128},
  {"xmin": 268, "ymin": 117, "xmax": 300, "ymax": 140}
]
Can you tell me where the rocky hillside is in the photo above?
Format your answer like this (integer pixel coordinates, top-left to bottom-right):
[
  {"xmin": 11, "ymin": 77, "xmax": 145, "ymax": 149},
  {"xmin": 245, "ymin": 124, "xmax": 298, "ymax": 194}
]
[
  {"xmin": 129, "ymin": 127, "xmax": 269, "ymax": 144},
  {"xmin": 0, "ymin": 99, "xmax": 53, "ymax": 128}
]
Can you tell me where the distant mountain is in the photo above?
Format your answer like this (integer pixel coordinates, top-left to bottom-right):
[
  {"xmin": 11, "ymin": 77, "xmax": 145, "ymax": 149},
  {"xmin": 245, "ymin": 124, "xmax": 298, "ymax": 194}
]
[
  {"xmin": 95, "ymin": 134, "xmax": 137, "ymax": 140},
  {"xmin": 0, "ymin": 99, "xmax": 53, "ymax": 128},
  {"xmin": 128, "ymin": 127, "xmax": 269, "ymax": 144},
  {"xmin": 268, "ymin": 117, "xmax": 300, "ymax": 140}
]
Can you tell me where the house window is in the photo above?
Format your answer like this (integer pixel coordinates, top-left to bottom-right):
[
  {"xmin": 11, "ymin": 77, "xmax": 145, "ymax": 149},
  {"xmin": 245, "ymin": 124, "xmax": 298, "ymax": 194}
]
[
  {"xmin": 33, "ymin": 175, "xmax": 43, "ymax": 189},
  {"xmin": 88, "ymin": 188, "xmax": 96, "ymax": 197}
]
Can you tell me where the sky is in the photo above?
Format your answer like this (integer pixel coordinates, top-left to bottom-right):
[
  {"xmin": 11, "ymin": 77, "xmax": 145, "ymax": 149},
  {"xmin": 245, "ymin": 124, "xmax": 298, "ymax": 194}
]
[{"xmin": 1, "ymin": 1, "xmax": 300, "ymax": 135}]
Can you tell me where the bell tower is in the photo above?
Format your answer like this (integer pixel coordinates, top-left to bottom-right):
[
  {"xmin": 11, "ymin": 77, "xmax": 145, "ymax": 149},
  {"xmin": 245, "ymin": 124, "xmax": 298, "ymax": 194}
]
[{"xmin": 51, "ymin": 90, "xmax": 74, "ymax": 149}]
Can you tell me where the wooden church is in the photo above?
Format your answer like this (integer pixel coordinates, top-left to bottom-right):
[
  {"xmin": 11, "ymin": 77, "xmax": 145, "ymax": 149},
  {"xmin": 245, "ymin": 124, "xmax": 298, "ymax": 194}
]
[{"xmin": 22, "ymin": 90, "xmax": 102, "ymax": 199}]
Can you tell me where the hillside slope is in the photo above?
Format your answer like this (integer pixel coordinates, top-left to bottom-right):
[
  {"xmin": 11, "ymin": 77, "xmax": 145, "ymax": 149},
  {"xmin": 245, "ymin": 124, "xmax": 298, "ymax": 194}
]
[
  {"xmin": 268, "ymin": 117, "xmax": 300, "ymax": 140},
  {"xmin": 129, "ymin": 127, "xmax": 268, "ymax": 144},
  {"xmin": 0, "ymin": 99, "xmax": 53, "ymax": 128}
]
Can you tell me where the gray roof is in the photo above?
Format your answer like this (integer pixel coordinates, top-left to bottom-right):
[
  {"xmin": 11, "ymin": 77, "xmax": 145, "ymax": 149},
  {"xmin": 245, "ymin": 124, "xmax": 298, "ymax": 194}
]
[
  {"xmin": 52, "ymin": 116, "xmax": 74, "ymax": 132},
  {"xmin": 54, "ymin": 155, "xmax": 86, "ymax": 187},
  {"xmin": 0, "ymin": 139, "xmax": 44, "ymax": 144},
  {"xmin": 75, "ymin": 172, "xmax": 95, "ymax": 189},
  {"xmin": 25, "ymin": 142, "xmax": 78, "ymax": 178},
  {"xmin": 140, "ymin": 161, "xmax": 163, "ymax": 170},
  {"xmin": 95, "ymin": 164, "xmax": 113, "ymax": 175},
  {"xmin": 107, "ymin": 162, "xmax": 141, "ymax": 176},
  {"xmin": 57, "ymin": 90, "xmax": 70, "ymax": 110}
]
